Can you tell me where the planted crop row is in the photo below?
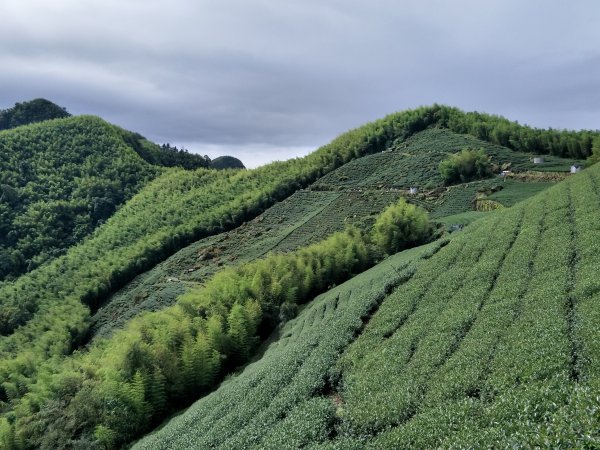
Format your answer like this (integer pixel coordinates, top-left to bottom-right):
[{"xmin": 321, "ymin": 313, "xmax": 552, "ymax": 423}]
[
  {"xmin": 338, "ymin": 208, "xmax": 521, "ymax": 435},
  {"xmin": 132, "ymin": 242, "xmax": 445, "ymax": 449},
  {"xmin": 361, "ymin": 171, "xmax": 600, "ymax": 448},
  {"xmin": 273, "ymin": 191, "xmax": 402, "ymax": 252},
  {"xmin": 314, "ymin": 128, "xmax": 580, "ymax": 192}
]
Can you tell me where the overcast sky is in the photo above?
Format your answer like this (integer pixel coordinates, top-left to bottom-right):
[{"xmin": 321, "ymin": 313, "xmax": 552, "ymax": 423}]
[{"xmin": 1, "ymin": 0, "xmax": 599, "ymax": 167}]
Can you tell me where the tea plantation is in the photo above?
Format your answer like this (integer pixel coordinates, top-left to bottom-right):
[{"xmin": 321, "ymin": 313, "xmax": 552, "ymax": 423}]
[
  {"xmin": 2, "ymin": 105, "xmax": 596, "ymax": 449},
  {"xmin": 135, "ymin": 165, "xmax": 600, "ymax": 449},
  {"xmin": 93, "ymin": 128, "xmax": 575, "ymax": 339}
]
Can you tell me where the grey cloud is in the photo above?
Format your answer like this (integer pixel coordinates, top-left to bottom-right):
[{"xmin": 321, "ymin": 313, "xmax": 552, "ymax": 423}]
[{"xmin": 1, "ymin": 0, "xmax": 599, "ymax": 167}]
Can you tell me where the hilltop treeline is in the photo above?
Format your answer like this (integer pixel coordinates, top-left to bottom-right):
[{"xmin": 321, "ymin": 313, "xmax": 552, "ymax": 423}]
[
  {"xmin": 0, "ymin": 105, "xmax": 597, "ymax": 448},
  {"xmin": 0, "ymin": 99, "xmax": 71, "ymax": 130},
  {"xmin": 116, "ymin": 127, "xmax": 212, "ymax": 170}
]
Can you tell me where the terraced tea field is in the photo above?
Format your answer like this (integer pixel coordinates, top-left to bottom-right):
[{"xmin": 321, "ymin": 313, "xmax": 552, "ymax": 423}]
[
  {"xmin": 313, "ymin": 128, "xmax": 579, "ymax": 191},
  {"xmin": 135, "ymin": 166, "xmax": 600, "ymax": 449},
  {"xmin": 93, "ymin": 129, "xmax": 576, "ymax": 339},
  {"xmin": 487, "ymin": 179, "xmax": 556, "ymax": 206},
  {"xmin": 132, "ymin": 240, "xmax": 446, "ymax": 450}
]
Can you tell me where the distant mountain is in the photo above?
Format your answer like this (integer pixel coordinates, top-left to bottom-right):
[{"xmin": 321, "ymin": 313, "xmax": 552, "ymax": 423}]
[
  {"xmin": 211, "ymin": 155, "xmax": 246, "ymax": 169},
  {"xmin": 0, "ymin": 98, "xmax": 70, "ymax": 130}
]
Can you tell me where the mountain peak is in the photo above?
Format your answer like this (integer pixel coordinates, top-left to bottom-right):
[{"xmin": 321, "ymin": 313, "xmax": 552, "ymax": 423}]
[{"xmin": 0, "ymin": 98, "xmax": 71, "ymax": 131}]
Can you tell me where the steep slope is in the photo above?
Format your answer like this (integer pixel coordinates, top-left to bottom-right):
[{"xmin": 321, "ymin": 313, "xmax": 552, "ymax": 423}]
[
  {"xmin": 135, "ymin": 164, "xmax": 600, "ymax": 449},
  {"xmin": 0, "ymin": 105, "xmax": 598, "ymax": 449},
  {"xmin": 92, "ymin": 128, "xmax": 578, "ymax": 340},
  {"xmin": 0, "ymin": 115, "xmax": 160, "ymax": 280}
]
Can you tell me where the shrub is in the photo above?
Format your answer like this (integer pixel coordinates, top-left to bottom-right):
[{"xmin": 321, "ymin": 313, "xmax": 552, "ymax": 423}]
[
  {"xmin": 439, "ymin": 148, "xmax": 492, "ymax": 184},
  {"xmin": 372, "ymin": 199, "xmax": 431, "ymax": 255}
]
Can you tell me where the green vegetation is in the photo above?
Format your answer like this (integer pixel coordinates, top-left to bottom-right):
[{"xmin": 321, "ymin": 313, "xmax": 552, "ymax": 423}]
[
  {"xmin": 0, "ymin": 99, "xmax": 70, "ymax": 130},
  {"xmin": 0, "ymin": 220, "xmax": 414, "ymax": 448},
  {"xmin": 91, "ymin": 189, "xmax": 407, "ymax": 340},
  {"xmin": 439, "ymin": 148, "xmax": 492, "ymax": 184},
  {"xmin": 131, "ymin": 240, "xmax": 448, "ymax": 450},
  {"xmin": 372, "ymin": 199, "xmax": 431, "ymax": 254},
  {"xmin": 134, "ymin": 166, "xmax": 600, "ymax": 449},
  {"xmin": 211, "ymin": 155, "xmax": 246, "ymax": 170},
  {"xmin": 117, "ymin": 132, "xmax": 212, "ymax": 170},
  {"xmin": 487, "ymin": 180, "xmax": 556, "ymax": 207},
  {"xmin": 428, "ymin": 180, "xmax": 498, "ymax": 219},
  {"xmin": 0, "ymin": 104, "xmax": 598, "ymax": 449},
  {"xmin": 0, "ymin": 116, "xmax": 160, "ymax": 280},
  {"xmin": 313, "ymin": 128, "xmax": 581, "ymax": 192},
  {"xmin": 586, "ymin": 136, "xmax": 600, "ymax": 164},
  {"xmin": 434, "ymin": 211, "xmax": 488, "ymax": 228}
]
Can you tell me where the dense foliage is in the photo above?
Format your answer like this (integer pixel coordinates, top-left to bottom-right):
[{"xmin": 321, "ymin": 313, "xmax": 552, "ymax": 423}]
[
  {"xmin": 0, "ymin": 227, "xmax": 373, "ymax": 448},
  {"xmin": 135, "ymin": 165, "xmax": 600, "ymax": 449},
  {"xmin": 0, "ymin": 116, "xmax": 159, "ymax": 280},
  {"xmin": 0, "ymin": 99, "xmax": 70, "ymax": 131},
  {"xmin": 439, "ymin": 148, "xmax": 493, "ymax": 184},
  {"xmin": 0, "ymin": 104, "xmax": 598, "ymax": 449},
  {"xmin": 372, "ymin": 199, "xmax": 431, "ymax": 254},
  {"xmin": 587, "ymin": 137, "xmax": 600, "ymax": 164},
  {"xmin": 211, "ymin": 155, "xmax": 246, "ymax": 170},
  {"xmin": 118, "ymin": 131, "xmax": 211, "ymax": 169}
]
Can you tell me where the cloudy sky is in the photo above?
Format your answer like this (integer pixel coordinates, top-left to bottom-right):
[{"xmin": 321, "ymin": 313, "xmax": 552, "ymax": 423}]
[{"xmin": 1, "ymin": 0, "xmax": 599, "ymax": 167}]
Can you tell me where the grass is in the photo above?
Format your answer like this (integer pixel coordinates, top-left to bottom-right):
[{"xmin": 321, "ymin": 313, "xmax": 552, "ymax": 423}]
[{"xmin": 134, "ymin": 166, "xmax": 600, "ymax": 449}]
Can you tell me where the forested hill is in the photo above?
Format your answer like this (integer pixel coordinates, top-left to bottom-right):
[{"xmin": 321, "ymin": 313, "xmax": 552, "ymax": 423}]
[
  {"xmin": 0, "ymin": 98, "xmax": 71, "ymax": 130},
  {"xmin": 0, "ymin": 104, "xmax": 599, "ymax": 449},
  {"xmin": 0, "ymin": 115, "xmax": 160, "ymax": 280},
  {"xmin": 0, "ymin": 108, "xmax": 228, "ymax": 281}
]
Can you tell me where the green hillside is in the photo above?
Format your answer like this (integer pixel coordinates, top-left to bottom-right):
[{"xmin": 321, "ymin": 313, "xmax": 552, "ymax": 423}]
[
  {"xmin": 0, "ymin": 116, "xmax": 160, "ymax": 280},
  {"xmin": 0, "ymin": 112, "xmax": 219, "ymax": 281},
  {"xmin": 0, "ymin": 105, "xmax": 598, "ymax": 449},
  {"xmin": 91, "ymin": 128, "xmax": 578, "ymax": 341},
  {"xmin": 135, "ymin": 164, "xmax": 600, "ymax": 449}
]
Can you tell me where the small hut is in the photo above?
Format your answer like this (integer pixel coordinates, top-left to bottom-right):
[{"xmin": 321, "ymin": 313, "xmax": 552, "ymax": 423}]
[
  {"xmin": 533, "ymin": 156, "xmax": 544, "ymax": 164},
  {"xmin": 409, "ymin": 187, "xmax": 418, "ymax": 195},
  {"xmin": 571, "ymin": 164, "xmax": 582, "ymax": 174}
]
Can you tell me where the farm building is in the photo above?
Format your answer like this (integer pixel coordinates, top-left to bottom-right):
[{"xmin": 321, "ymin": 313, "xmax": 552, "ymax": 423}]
[
  {"xmin": 409, "ymin": 187, "xmax": 418, "ymax": 195},
  {"xmin": 533, "ymin": 156, "xmax": 544, "ymax": 164},
  {"xmin": 571, "ymin": 164, "xmax": 582, "ymax": 174}
]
